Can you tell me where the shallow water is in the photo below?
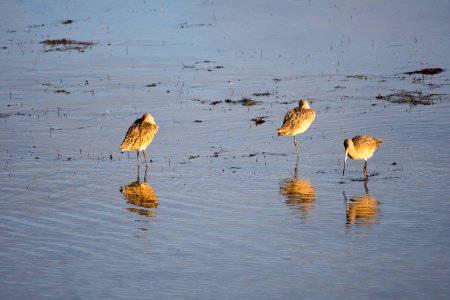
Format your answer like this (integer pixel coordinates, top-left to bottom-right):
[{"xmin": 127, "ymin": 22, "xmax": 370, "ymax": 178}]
[{"xmin": 1, "ymin": 0, "xmax": 450, "ymax": 299}]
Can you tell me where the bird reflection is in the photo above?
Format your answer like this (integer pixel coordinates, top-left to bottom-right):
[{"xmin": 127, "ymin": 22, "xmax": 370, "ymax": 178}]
[
  {"xmin": 120, "ymin": 164, "xmax": 159, "ymax": 218},
  {"xmin": 343, "ymin": 179, "xmax": 381, "ymax": 225},
  {"xmin": 279, "ymin": 159, "xmax": 316, "ymax": 223}
]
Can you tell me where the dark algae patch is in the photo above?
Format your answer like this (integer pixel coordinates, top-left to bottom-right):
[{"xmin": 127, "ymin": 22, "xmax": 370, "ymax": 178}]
[
  {"xmin": 225, "ymin": 97, "xmax": 261, "ymax": 106},
  {"xmin": 207, "ymin": 97, "xmax": 262, "ymax": 106},
  {"xmin": 55, "ymin": 89, "xmax": 70, "ymax": 94},
  {"xmin": 376, "ymin": 90, "xmax": 444, "ymax": 105},
  {"xmin": 404, "ymin": 68, "xmax": 444, "ymax": 75},
  {"xmin": 347, "ymin": 74, "xmax": 368, "ymax": 80},
  {"xmin": 40, "ymin": 38, "xmax": 96, "ymax": 52},
  {"xmin": 253, "ymin": 92, "xmax": 271, "ymax": 97}
]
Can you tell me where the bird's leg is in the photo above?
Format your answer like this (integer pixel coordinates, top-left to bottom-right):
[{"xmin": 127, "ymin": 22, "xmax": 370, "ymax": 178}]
[
  {"xmin": 294, "ymin": 136, "xmax": 299, "ymax": 158},
  {"xmin": 137, "ymin": 163, "xmax": 140, "ymax": 183},
  {"xmin": 136, "ymin": 150, "xmax": 140, "ymax": 182},
  {"xmin": 364, "ymin": 160, "xmax": 368, "ymax": 178},
  {"xmin": 144, "ymin": 164, "xmax": 148, "ymax": 183},
  {"xmin": 364, "ymin": 177, "xmax": 369, "ymax": 195},
  {"xmin": 143, "ymin": 149, "xmax": 148, "ymax": 165}
]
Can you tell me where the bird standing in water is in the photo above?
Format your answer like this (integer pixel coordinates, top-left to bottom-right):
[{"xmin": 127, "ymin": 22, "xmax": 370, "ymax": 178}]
[
  {"xmin": 343, "ymin": 135, "xmax": 382, "ymax": 178},
  {"xmin": 277, "ymin": 100, "xmax": 315, "ymax": 158},
  {"xmin": 120, "ymin": 113, "xmax": 158, "ymax": 165}
]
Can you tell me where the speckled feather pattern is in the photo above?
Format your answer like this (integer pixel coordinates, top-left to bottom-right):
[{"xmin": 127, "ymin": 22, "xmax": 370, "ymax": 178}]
[
  {"xmin": 278, "ymin": 103, "xmax": 315, "ymax": 136},
  {"xmin": 346, "ymin": 135, "xmax": 382, "ymax": 160},
  {"xmin": 120, "ymin": 116, "xmax": 158, "ymax": 151}
]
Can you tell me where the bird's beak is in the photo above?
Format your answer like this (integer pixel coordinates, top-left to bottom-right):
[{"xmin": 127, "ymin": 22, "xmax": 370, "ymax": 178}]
[{"xmin": 342, "ymin": 150, "xmax": 348, "ymax": 176}]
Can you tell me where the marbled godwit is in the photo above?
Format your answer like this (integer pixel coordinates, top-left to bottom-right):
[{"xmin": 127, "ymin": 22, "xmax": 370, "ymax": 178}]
[
  {"xmin": 119, "ymin": 113, "xmax": 158, "ymax": 164},
  {"xmin": 343, "ymin": 135, "xmax": 382, "ymax": 178},
  {"xmin": 277, "ymin": 100, "xmax": 315, "ymax": 157}
]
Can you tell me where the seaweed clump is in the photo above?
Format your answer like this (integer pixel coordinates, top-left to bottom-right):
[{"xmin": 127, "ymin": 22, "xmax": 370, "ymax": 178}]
[
  {"xmin": 40, "ymin": 38, "xmax": 95, "ymax": 52},
  {"xmin": 376, "ymin": 90, "xmax": 443, "ymax": 105},
  {"xmin": 404, "ymin": 68, "xmax": 444, "ymax": 75}
]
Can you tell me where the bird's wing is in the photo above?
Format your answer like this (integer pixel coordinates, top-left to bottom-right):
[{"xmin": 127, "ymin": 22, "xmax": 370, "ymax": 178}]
[
  {"xmin": 140, "ymin": 123, "xmax": 159, "ymax": 143},
  {"xmin": 354, "ymin": 135, "xmax": 382, "ymax": 148},
  {"xmin": 120, "ymin": 120, "xmax": 142, "ymax": 149},
  {"xmin": 284, "ymin": 108, "xmax": 315, "ymax": 128},
  {"xmin": 282, "ymin": 108, "xmax": 297, "ymax": 125}
]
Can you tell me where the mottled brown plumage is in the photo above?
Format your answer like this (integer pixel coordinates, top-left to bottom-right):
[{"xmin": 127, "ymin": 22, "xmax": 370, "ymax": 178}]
[
  {"xmin": 120, "ymin": 113, "xmax": 158, "ymax": 164},
  {"xmin": 277, "ymin": 100, "xmax": 315, "ymax": 157},
  {"xmin": 343, "ymin": 135, "xmax": 383, "ymax": 178}
]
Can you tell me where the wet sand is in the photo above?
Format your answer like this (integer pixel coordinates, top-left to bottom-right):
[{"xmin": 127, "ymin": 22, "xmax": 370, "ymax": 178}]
[{"xmin": 1, "ymin": 0, "xmax": 450, "ymax": 299}]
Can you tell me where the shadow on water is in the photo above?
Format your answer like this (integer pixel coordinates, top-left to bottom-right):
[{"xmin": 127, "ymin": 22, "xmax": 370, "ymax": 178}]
[
  {"xmin": 279, "ymin": 158, "xmax": 317, "ymax": 223},
  {"xmin": 343, "ymin": 179, "xmax": 382, "ymax": 226},
  {"xmin": 120, "ymin": 164, "xmax": 159, "ymax": 218}
]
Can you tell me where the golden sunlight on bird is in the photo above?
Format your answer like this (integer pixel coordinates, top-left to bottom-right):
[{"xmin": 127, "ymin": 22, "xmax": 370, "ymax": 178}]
[
  {"xmin": 120, "ymin": 113, "xmax": 158, "ymax": 164},
  {"xmin": 277, "ymin": 100, "xmax": 315, "ymax": 157},
  {"xmin": 343, "ymin": 135, "xmax": 382, "ymax": 178}
]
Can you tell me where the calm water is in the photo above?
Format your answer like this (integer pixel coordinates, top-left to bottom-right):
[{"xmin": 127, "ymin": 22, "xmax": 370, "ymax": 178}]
[{"xmin": 1, "ymin": 0, "xmax": 450, "ymax": 299}]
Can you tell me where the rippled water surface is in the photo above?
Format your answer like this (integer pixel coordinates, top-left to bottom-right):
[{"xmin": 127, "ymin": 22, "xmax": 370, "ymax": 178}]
[{"xmin": 1, "ymin": 1, "xmax": 450, "ymax": 299}]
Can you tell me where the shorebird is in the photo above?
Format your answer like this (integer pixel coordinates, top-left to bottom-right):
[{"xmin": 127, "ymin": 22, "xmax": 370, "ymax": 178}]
[
  {"xmin": 343, "ymin": 135, "xmax": 382, "ymax": 178},
  {"xmin": 119, "ymin": 113, "xmax": 158, "ymax": 164},
  {"xmin": 277, "ymin": 100, "xmax": 315, "ymax": 157}
]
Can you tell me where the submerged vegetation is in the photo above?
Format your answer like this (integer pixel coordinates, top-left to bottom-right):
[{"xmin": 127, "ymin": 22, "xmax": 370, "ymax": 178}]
[
  {"xmin": 40, "ymin": 38, "xmax": 96, "ymax": 52},
  {"xmin": 376, "ymin": 90, "xmax": 444, "ymax": 105}
]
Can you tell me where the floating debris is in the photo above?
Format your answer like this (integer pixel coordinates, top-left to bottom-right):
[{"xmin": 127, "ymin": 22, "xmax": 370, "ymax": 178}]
[
  {"xmin": 28, "ymin": 24, "xmax": 45, "ymax": 28},
  {"xmin": 226, "ymin": 97, "xmax": 261, "ymax": 106},
  {"xmin": 15, "ymin": 112, "xmax": 31, "ymax": 117},
  {"xmin": 376, "ymin": 90, "xmax": 443, "ymax": 105},
  {"xmin": 404, "ymin": 68, "xmax": 444, "ymax": 75},
  {"xmin": 206, "ymin": 97, "xmax": 262, "ymax": 106},
  {"xmin": 253, "ymin": 92, "xmax": 271, "ymax": 97},
  {"xmin": 145, "ymin": 83, "xmax": 157, "ymax": 88},
  {"xmin": 347, "ymin": 75, "xmax": 368, "ymax": 80},
  {"xmin": 62, "ymin": 19, "xmax": 74, "ymax": 25},
  {"xmin": 251, "ymin": 116, "xmax": 267, "ymax": 126},
  {"xmin": 55, "ymin": 89, "xmax": 70, "ymax": 94},
  {"xmin": 183, "ymin": 61, "xmax": 223, "ymax": 71},
  {"xmin": 179, "ymin": 22, "xmax": 211, "ymax": 29},
  {"xmin": 40, "ymin": 38, "xmax": 96, "ymax": 52}
]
